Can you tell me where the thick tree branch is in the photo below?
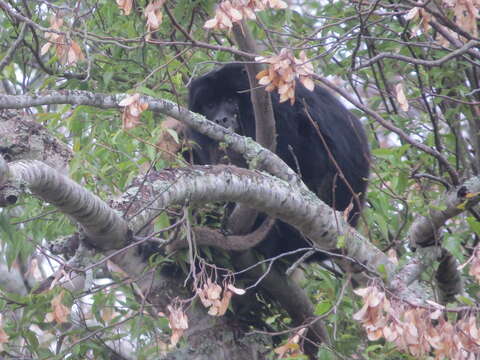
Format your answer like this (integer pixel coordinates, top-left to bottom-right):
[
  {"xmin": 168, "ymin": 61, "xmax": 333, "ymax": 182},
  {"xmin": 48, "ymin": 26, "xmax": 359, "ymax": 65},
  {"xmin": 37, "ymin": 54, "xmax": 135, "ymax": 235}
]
[
  {"xmin": 408, "ymin": 176, "xmax": 480, "ymax": 249},
  {"xmin": 116, "ymin": 165, "xmax": 395, "ymax": 279},
  {"xmin": 0, "ymin": 158, "xmax": 393, "ymax": 279},
  {"xmin": 0, "ymin": 109, "xmax": 72, "ymax": 171},
  {"xmin": 0, "ymin": 158, "xmax": 129, "ymax": 249},
  {"xmin": 232, "ymin": 23, "xmax": 276, "ymax": 154},
  {"xmin": 390, "ymin": 177, "xmax": 480, "ymax": 298},
  {"xmin": 167, "ymin": 218, "xmax": 276, "ymax": 252},
  {"xmin": 0, "ymin": 91, "xmax": 305, "ymax": 191}
]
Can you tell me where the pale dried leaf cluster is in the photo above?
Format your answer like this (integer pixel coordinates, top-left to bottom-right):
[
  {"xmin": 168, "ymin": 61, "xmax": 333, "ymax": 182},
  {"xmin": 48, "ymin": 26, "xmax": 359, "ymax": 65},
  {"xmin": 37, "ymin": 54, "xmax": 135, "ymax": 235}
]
[
  {"xmin": 165, "ymin": 279, "xmax": 244, "ymax": 347},
  {"xmin": 404, "ymin": 7, "xmax": 432, "ymax": 36},
  {"xmin": 445, "ymin": 0, "xmax": 480, "ymax": 38},
  {"xmin": 196, "ymin": 278, "xmax": 245, "ymax": 317},
  {"xmin": 0, "ymin": 315, "xmax": 8, "ymax": 352},
  {"xmin": 273, "ymin": 327, "xmax": 306, "ymax": 359},
  {"xmin": 204, "ymin": 0, "xmax": 287, "ymax": 30},
  {"xmin": 387, "ymin": 248, "xmax": 399, "ymax": 265},
  {"xmin": 468, "ymin": 247, "xmax": 480, "ymax": 282},
  {"xmin": 354, "ymin": 286, "xmax": 480, "ymax": 359},
  {"xmin": 405, "ymin": 1, "xmax": 480, "ymax": 44},
  {"xmin": 167, "ymin": 304, "xmax": 189, "ymax": 347},
  {"xmin": 156, "ymin": 117, "xmax": 185, "ymax": 162},
  {"xmin": 40, "ymin": 16, "xmax": 85, "ymax": 66},
  {"xmin": 45, "ymin": 291, "xmax": 71, "ymax": 324},
  {"xmin": 118, "ymin": 93, "xmax": 149, "ymax": 130},
  {"xmin": 25, "ymin": 257, "xmax": 44, "ymax": 282},
  {"xmin": 395, "ymin": 83, "xmax": 409, "ymax": 112},
  {"xmin": 144, "ymin": 0, "xmax": 166, "ymax": 39},
  {"xmin": 116, "ymin": 0, "xmax": 133, "ymax": 15},
  {"xmin": 256, "ymin": 49, "xmax": 315, "ymax": 104}
]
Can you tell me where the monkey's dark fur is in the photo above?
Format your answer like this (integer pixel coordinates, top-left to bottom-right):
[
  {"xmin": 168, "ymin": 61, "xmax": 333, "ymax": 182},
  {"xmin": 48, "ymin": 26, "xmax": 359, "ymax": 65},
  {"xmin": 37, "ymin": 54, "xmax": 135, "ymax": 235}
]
[{"xmin": 187, "ymin": 63, "xmax": 370, "ymax": 258}]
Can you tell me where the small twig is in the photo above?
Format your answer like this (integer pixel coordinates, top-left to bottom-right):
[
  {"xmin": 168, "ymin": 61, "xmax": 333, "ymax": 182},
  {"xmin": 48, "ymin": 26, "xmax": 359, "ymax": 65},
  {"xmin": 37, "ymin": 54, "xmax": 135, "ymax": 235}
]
[
  {"xmin": 411, "ymin": 173, "xmax": 451, "ymax": 189},
  {"xmin": 0, "ymin": 23, "xmax": 26, "ymax": 72},
  {"xmin": 354, "ymin": 40, "xmax": 479, "ymax": 70},
  {"xmin": 313, "ymin": 74, "xmax": 460, "ymax": 185}
]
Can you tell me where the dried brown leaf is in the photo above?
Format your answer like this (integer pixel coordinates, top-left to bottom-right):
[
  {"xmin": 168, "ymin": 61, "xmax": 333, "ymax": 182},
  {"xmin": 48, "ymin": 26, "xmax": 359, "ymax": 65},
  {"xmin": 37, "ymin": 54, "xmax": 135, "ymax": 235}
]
[
  {"xmin": 405, "ymin": 7, "xmax": 420, "ymax": 21},
  {"xmin": 395, "ymin": 83, "xmax": 409, "ymax": 112},
  {"xmin": 45, "ymin": 291, "xmax": 70, "ymax": 324},
  {"xmin": 145, "ymin": 0, "xmax": 166, "ymax": 32},
  {"xmin": 0, "ymin": 315, "xmax": 8, "ymax": 352},
  {"xmin": 167, "ymin": 304, "xmax": 188, "ymax": 347},
  {"xmin": 117, "ymin": 0, "xmax": 133, "ymax": 15}
]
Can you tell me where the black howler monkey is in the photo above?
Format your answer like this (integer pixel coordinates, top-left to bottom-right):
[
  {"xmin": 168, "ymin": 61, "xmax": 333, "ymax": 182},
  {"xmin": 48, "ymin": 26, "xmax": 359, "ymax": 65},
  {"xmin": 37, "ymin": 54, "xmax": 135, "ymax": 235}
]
[{"xmin": 187, "ymin": 63, "xmax": 370, "ymax": 258}]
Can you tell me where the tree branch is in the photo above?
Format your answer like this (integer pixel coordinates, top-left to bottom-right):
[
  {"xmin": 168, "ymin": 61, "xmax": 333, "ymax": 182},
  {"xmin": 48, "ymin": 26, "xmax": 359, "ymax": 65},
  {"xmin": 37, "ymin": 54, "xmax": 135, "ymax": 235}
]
[
  {"xmin": 0, "ymin": 91, "xmax": 305, "ymax": 191},
  {"xmin": 0, "ymin": 158, "xmax": 394, "ymax": 279},
  {"xmin": 313, "ymin": 74, "xmax": 460, "ymax": 184},
  {"xmin": 167, "ymin": 218, "xmax": 276, "ymax": 252},
  {"xmin": 0, "ymin": 23, "xmax": 26, "ymax": 72},
  {"xmin": 0, "ymin": 158, "xmax": 129, "ymax": 249},
  {"xmin": 354, "ymin": 40, "xmax": 480, "ymax": 70},
  {"xmin": 408, "ymin": 176, "xmax": 480, "ymax": 249},
  {"xmin": 115, "ymin": 165, "xmax": 395, "ymax": 279}
]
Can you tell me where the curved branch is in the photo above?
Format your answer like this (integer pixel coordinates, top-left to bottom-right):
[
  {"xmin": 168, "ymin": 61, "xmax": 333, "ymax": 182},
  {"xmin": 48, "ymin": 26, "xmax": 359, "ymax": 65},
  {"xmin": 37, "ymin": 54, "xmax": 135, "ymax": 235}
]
[
  {"xmin": 0, "ymin": 90, "xmax": 305, "ymax": 192},
  {"xmin": 408, "ymin": 176, "xmax": 480, "ymax": 249},
  {"xmin": 0, "ymin": 158, "xmax": 129, "ymax": 249},
  {"xmin": 0, "ymin": 158, "xmax": 389, "ymax": 274},
  {"xmin": 167, "ymin": 218, "xmax": 276, "ymax": 252},
  {"xmin": 391, "ymin": 176, "xmax": 480, "ymax": 295},
  {"xmin": 118, "ymin": 165, "xmax": 395, "ymax": 279},
  {"xmin": 10, "ymin": 154, "xmax": 475, "ymax": 299},
  {"xmin": 229, "ymin": 23, "xmax": 277, "ymax": 236}
]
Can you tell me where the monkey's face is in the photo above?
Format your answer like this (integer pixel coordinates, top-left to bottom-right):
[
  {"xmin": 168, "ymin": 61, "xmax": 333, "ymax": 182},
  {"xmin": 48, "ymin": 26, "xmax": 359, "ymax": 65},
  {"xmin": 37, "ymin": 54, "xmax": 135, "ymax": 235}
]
[{"xmin": 200, "ymin": 96, "xmax": 240, "ymax": 132}]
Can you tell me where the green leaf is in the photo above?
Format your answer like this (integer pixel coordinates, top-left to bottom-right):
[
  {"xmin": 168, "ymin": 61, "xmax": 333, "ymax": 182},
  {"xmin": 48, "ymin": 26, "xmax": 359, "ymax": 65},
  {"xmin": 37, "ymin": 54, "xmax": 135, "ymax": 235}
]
[
  {"xmin": 317, "ymin": 348, "xmax": 336, "ymax": 360},
  {"xmin": 467, "ymin": 216, "xmax": 480, "ymax": 235},
  {"xmin": 457, "ymin": 295, "xmax": 474, "ymax": 306},
  {"xmin": 137, "ymin": 86, "xmax": 157, "ymax": 97},
  {"xmin": 0, "ymin": 213, "xmax": 21, "ymax": 268},
  {"xmin": 314, "ymin": 300, "xmax": 332, "ymax": 316},
  {"xmin": 103, "ymin": 71, "xmax": 115, "ymax": 89},
  {"xmin": 166, "ymin": 128, "xmax": 180, "ymax": 144},
  {"xmin": 377, "ymin": 264, "xmax": 387, "ymax": 278}
]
